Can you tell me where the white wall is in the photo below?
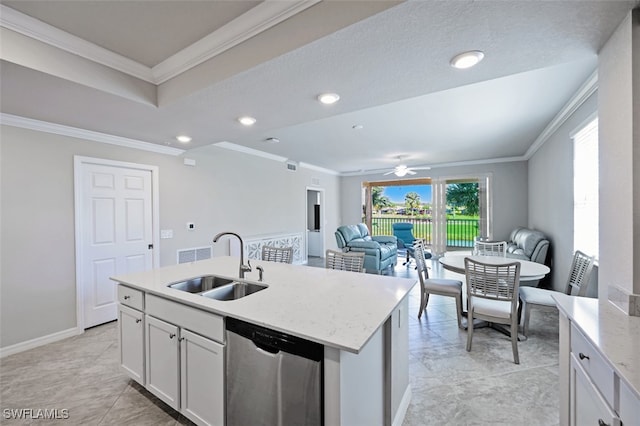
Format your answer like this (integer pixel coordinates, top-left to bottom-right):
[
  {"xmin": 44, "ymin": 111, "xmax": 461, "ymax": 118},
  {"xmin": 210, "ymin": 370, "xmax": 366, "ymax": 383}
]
[
  {"xmin": 0, "ymin": 125, "xmax": 340, "ymax": 348},
  {"xmin": 339, "ymin": 161, "xmax": 529, "ymax": 243},
  {"xmin": 598, "ymin": 9, "xmax": 640, "ymax": 310},
  {"xmin": 528, "ymin": 93, "xmax": 598, "ymax": 293}
]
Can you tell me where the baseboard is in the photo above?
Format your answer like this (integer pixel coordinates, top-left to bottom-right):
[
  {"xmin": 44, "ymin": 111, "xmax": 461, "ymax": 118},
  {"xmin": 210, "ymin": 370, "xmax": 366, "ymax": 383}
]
[
  {"xmin": 392, "ymin": 385, "xmax": 412, "ymax": 426},
  {"xmin": 0, "ymin": 327, "xmax": 82, "ymax": 358}
]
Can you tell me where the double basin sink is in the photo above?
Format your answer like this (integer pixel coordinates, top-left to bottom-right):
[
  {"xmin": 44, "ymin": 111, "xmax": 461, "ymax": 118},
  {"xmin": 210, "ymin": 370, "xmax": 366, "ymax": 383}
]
[{"xmin": 168, "ymin": 275, "xmax": 266, "ymax": 301}]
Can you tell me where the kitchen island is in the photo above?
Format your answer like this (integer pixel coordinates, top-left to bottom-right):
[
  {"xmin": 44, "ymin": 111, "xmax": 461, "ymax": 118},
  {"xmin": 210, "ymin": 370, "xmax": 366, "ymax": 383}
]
[{"xmin": 112, "ymin": 256, "xmax": 417, "ymax": 426}]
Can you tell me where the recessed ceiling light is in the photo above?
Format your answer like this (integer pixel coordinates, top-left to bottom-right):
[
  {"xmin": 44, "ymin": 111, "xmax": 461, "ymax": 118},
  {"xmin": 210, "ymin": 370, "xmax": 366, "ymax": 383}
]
[
  {"xmin": 450, "ymin": 50, "xmax": 485, "ymax": 69},
  {"xmin": 238, "ymin": 116, "xmax": 256, "ymax": 126},
  {"xmin": 176, "ymin": 135, "xmax": 192, "ymax": 143},
  {"xmin": 317, "ymin": 93, "xmax": 340, "ymax": 105},
  {"xmin": 265, "ymin": 137, "xmax": 280, "ymax": 144},
  {"xmin": 352, "ymin": 124, "xmax": 364, "ymax": 130}
]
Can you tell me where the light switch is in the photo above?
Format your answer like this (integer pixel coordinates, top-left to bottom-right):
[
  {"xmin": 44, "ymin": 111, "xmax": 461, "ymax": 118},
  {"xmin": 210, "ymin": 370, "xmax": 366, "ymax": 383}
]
[{"xmin": 160, "ymin": 229, "xmax": 173, "ymax": 239}]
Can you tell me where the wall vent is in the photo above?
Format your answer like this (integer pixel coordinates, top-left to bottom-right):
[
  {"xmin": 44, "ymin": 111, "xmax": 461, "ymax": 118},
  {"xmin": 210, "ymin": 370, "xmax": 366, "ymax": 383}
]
[
  {"xmin": 311, "ymin": 177, "xmax": 320, "ymax": 186},
  {"xmin": 177, "ymin": 245, "xmax": 212, "ymax": 264},
  {"xmin": 286, "ymin": 161, "xmax": 298, "ymax": 171}
]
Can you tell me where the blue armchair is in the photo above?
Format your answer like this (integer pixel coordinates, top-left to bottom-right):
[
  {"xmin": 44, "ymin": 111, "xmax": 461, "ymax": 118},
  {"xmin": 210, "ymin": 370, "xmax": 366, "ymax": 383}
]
[
  {"xmin": 392, "ymin": 222, "xmax": 431, "ymax": 266},
  {"xmin": 334, "ymin": 224, "xmax": 397, "ymax": 274}
]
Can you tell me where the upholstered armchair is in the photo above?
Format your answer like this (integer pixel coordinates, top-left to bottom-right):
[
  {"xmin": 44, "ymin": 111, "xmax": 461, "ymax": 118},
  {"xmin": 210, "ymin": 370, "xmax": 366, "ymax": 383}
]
[{"xmin": 334, "ymin": 224, "xmax": 397, "ymax": 274}]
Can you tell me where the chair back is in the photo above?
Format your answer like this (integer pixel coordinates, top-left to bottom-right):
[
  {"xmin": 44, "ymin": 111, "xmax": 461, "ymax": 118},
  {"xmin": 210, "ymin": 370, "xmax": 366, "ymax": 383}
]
[
  {"xmin": 392, "ymin": 222, "xmax": 416, "ymax": 249},
  {"xmin": 325, "ymin": 250, "xmax": 365, "ymax": 273},
  {"xmin": 261, "ymin": 246, "xmax": 293, "ymax": 263},
  {"xmin": 413, "ymin": 241, "xmax": 430, "ymax": 281},
  {"xmin": 473, "ymin": 240, "xmax": 507, "ymax": 257},
  {"xmin": 565, "ymin": 250, "xmax": 595, "ymax": 296},
  {"xmin": 464, "ymin": 257, "xmax": 521, "ymax": 308}
]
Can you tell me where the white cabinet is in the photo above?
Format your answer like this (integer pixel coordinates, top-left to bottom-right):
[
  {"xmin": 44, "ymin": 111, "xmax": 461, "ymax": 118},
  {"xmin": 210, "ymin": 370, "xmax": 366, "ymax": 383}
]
[
  {"xmin": 570, "ymin": 354, "xmax": 620, "ymax": 426},
  {"xmin": 143, "ymin": 294, "xmax": 225, "ymax": 426},
  {"xmin": 118, "ymin": 304, "xmax": 145, "ymax": 385},
  {"xmin": 180, "ymin": 329, "xmax": 224, "ymax": 426},
  {"xmin": 145, "ymin": 315, "xmax": 180, "ymax": 410}
]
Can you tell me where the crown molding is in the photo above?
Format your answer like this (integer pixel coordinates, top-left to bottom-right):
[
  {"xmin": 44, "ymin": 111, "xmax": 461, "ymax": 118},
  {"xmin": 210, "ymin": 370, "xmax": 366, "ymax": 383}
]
[
  {"xmin": 0, "ymin": 114, "xmax": 185, "ymax": 156},
  {"xmin": 213, "ymin": 141, "xmax": 288, "ymax": 162},
  {"xmin": 1, "ymin": 1, "xmax": 319, "ymax": 86},
  {"xmin": 524, "ymin": 69, "xmax": 598, "ymax": 159},
  {"xmin": 0, "ymin": 4, "xmax": 154, "ymax": 83},
  {"xmin": 152, "ymin": 0, "xmax": 321, "ymax": 84}
]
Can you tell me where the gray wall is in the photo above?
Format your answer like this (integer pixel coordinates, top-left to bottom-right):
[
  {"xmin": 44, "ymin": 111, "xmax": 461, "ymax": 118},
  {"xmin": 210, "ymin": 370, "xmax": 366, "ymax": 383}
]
[
  {"xmin": 339, "ymin": 161, "xmax": 529, "ymax": 244},
  {"xmin": 0, "ymin": 125, "xmax": 340, "ymax": 348},
  {"xmin": 528, "ymin": 92, "xmax": 598, "ymax": 293}
]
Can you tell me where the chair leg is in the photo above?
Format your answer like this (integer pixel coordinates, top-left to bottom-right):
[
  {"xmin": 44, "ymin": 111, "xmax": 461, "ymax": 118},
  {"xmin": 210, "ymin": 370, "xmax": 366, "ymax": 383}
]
[
  {"xmin": 511, "ymin": 317, "xmax": 520, "ymax": 364},
  {"xmin": 454, "ymin": 293, "xmax": 464, "ymax": 329},
  {"xmin": 522, "ymin": 301, "xmax": 531, "ymax": 337},
  {"xmin": 418, "ymin": 292, "xmax": 429, "ymax": 319},
  {"xmin": 466, "ymin": 308, "xmax": 474, "ymax": 352}
]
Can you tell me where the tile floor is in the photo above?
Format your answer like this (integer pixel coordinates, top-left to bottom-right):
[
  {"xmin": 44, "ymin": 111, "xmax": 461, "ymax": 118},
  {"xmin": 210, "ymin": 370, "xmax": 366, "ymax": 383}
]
[{"xmin": 0, "ymin": 257, "xmax": 560, "ymax": 425}]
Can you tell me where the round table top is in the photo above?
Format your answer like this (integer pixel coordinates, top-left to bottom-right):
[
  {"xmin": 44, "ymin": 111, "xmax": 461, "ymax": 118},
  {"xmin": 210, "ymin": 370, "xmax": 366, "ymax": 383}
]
[{"xmin": 439, "ymin": 254, "xmax": 551, "ymax": 281}]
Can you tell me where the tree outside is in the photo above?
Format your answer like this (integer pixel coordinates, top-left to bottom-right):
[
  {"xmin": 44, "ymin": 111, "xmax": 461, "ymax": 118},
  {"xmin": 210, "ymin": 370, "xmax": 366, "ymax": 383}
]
[
  {"xmin": 404, "ymin": 192, "xmax": 420, "ymax": 216},
  {"xmin": 446, "ymin": 183, "xmax": 479, "ymax": 216}
]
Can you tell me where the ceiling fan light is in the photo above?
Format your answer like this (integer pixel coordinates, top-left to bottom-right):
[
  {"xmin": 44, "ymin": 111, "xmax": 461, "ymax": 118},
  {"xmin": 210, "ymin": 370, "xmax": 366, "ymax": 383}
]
[
  {"xmin": 238, "ymin": 116, "xmax": 256, "ymax": 126},
  {"xmin": 450, "ymin": 50, "xmax": 484, "ymax": 69},
  {"xmin": 317, "ymin": 93, "xmax": 340, "ymax": 105}
]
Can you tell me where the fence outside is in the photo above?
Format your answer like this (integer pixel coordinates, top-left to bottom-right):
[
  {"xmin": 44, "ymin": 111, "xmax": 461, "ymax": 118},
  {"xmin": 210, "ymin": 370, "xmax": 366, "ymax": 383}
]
[{"xmin": 369, "ymin": 216, "xmax": 479, "ymax": 248}]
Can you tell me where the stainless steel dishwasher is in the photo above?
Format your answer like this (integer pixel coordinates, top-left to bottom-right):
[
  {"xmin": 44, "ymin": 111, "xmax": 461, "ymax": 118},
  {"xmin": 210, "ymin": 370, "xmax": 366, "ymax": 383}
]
[{"xmin": 226, "ymin": 317, "xmax": 323, "ymax": 426}]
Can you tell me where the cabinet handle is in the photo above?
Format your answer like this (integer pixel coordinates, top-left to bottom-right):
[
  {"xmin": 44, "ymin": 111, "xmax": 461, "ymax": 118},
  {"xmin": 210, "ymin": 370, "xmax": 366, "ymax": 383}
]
[
  {"xmin": 598, "ymin": 419, "xmax": 610, "ymax": 426},
  {"xmin": 123, "ymin": 295, "xmax": 131, "ymax": 300},
  {"xmin": 578, "ymin": 352, "xmax": 590, "ymax": 360},
  {"xmin": 169, "ymin": 333, "xmax": 176, "ymax": 339},
  {"xmin": 178, "ymin": 337, "xmax": 184, "ymax": 342},
  {"xmin": 135, "ymin": 318, "xmax": 141, "ymax": 323}
]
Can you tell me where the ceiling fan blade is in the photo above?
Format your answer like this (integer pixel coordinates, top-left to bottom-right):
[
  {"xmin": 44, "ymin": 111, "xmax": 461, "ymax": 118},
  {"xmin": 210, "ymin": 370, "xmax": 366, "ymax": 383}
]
[
  {"xmin": 407, "ymin": 170, "xmax": 417, "ymax": 175},
  {"xmin": 383, "ymin": 170, "xmax": 395, "ymax": 175},
  {"xmin": 411, "ymin": 166, "xmax": 431, "ymax": 170}
]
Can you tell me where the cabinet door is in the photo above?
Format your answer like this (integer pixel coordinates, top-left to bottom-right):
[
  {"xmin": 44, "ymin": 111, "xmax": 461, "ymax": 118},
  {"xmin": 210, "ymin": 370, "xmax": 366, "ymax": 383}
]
[
  {"xmin": 118, "ymin": 305, "xmax": 144, "ymax": 385},
  {"xmin": 570, "ymin": 354, "xmax": 620, "ymax": 426},
  {"xmin": 180, "ymin": 329, "xmax": 225, "ymax": 426},
  {"xmin": 146, "ymin": 315, "xmax": 180, "ymax": 410}
]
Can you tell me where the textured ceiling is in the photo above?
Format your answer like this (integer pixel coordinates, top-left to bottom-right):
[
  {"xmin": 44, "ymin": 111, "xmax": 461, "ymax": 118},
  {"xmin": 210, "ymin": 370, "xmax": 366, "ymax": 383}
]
[{"xmin": 0, "ymin": 0, "xmax": 638, "ymax": 175}]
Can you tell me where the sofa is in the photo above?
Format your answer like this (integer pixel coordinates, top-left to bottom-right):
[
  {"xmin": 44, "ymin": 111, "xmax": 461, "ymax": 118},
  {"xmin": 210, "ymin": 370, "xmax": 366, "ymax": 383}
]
[
  {"xmin": 334, "ymin": 224, "xmax": 398, "ymax": 274},
  {"xmin": 505, "ymin": 227, "xmax": 550, "ymax": 265}
]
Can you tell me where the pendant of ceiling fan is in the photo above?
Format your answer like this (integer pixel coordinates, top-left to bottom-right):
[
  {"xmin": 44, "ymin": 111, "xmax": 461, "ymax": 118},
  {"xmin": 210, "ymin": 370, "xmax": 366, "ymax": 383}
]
[{"xmin": 383, "ymin": 157, "xmax": 431, "ymax": 177}]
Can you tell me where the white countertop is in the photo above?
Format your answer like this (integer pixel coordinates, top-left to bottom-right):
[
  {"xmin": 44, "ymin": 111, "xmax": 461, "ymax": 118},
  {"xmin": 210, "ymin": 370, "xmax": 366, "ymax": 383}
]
[
  {"xmin": 112, "ymin": 256, "xmax": 417, "ymax": 354},
  {"xmin": 553, "ymin": 293, "xmax": 640, "ymax": 399}
]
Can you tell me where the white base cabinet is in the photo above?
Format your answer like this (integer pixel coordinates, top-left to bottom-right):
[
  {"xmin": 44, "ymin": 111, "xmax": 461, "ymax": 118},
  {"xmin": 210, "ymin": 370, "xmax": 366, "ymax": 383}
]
[
  {"xmin": 117, "ymin": 285, "xmax": 225, "ymax": 426},
  {"xmin": 570, "ymin": 354, "xmax": 620, "ymax": 426},
  {"xmin": 145, "ymin": 315, "xmax": 180, "ymax": 410}
]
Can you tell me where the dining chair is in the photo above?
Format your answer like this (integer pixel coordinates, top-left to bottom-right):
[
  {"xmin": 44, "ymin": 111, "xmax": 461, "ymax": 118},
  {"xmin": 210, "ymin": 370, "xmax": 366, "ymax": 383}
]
[
  {"xmin": 519, "ymin": 250, "xmax": 595, "ymax": 337},
  {"xmin": 414, "ymin": 242, "xmax": 464, "ymax": 328},
  {"xmin": 325, "ymin": 249, "xmax": 365, "ymax": 273},
  {"xmin": 473, "ymin": 240, "xmax": 507, "ymax": 257},
  {"xmin": 465, "ymin": 257, "xmax": 521, "ymax": 364},
  {"xmin": 261, "ymin": 245, "xmax": 293, "ymax": 264}
]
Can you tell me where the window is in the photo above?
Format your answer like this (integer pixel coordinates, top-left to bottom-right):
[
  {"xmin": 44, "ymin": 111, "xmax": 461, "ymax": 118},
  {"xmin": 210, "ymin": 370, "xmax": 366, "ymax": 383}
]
[{"xmin": 573, "ymin": 117, "xmax": 598, "ymax": 258}]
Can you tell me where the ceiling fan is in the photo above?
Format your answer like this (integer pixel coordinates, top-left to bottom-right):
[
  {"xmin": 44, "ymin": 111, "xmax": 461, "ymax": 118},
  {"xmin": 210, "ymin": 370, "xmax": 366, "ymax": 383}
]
[{"xmin": 383, "ymin": 157, "xmax": 431, "ymax": 177}]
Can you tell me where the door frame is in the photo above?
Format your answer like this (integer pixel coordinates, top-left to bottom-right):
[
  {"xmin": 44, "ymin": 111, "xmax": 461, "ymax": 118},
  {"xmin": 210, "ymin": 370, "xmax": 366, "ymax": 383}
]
[
  {"xmin": 305, "ymin": 186, "xmax": 325, "ymax": 258},
  {"xmin": 73, "ymin": 156, "xmax": 160, "ymax": 331}
]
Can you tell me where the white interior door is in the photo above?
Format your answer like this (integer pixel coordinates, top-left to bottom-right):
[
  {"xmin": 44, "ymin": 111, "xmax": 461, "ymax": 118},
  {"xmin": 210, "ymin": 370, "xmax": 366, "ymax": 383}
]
[{"xmin": 78, "ymin": 160, "xmax": 155, "ymax": 328}]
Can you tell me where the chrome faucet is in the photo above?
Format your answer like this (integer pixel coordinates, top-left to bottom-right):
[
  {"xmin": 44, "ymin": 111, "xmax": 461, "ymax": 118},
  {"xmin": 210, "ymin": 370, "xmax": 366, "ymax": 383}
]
[{"xmin": 213, "ymin": 232, "xmax": 251, "ymax": 279}]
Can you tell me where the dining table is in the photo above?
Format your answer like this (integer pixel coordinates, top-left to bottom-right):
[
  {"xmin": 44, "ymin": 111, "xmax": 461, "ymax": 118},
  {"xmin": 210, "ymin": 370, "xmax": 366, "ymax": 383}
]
[{"xmin": 438, "ymin": 254, "xmax": 550, "ymax": 281}]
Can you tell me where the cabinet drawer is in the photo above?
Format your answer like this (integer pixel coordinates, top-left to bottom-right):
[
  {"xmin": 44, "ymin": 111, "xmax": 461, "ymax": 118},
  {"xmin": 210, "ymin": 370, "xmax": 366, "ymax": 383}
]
[
  {"xmin": 118, "ymin": 285, "xmax": 144, "ymax": 310},
  {"xmin": 146, "ymin": 294, "xmax": 224, "ymax": 343},
  {"xmin": 570, "ymin": 323, "xmax": 614, "ymax": 407}
]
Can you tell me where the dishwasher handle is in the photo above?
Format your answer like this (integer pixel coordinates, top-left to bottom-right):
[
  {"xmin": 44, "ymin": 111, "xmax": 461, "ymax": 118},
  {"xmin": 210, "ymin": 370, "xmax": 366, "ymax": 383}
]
[{"xmin": 253, "ymin": 330, "xmax": 281, "ymax": 354}]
